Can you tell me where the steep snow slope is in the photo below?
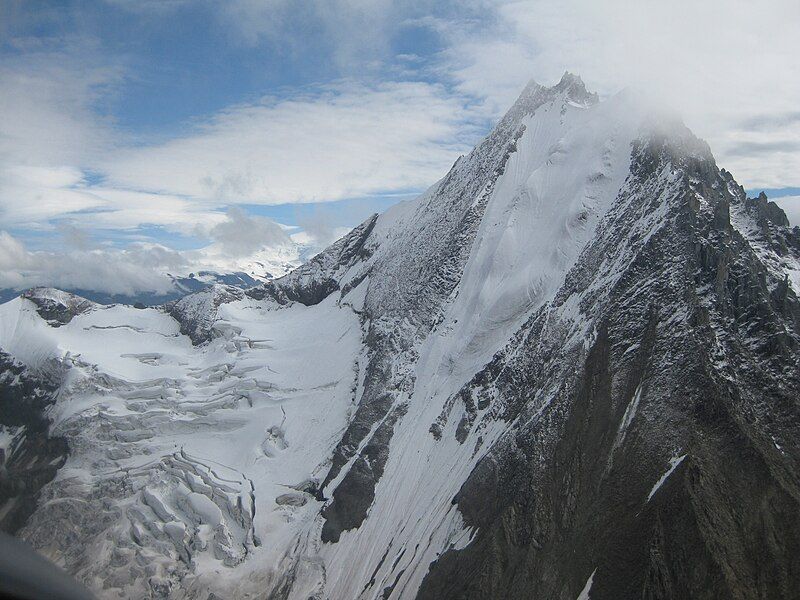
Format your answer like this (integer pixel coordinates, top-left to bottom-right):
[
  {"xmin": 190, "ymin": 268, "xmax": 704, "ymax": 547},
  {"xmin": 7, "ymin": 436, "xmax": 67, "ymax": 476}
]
[
  {"xmin": 310, "ymin": 78, "xmax": 656, "ymax": 600},
  {"xmin": 2, "ymin": 73, "xmax": 800, "ymax": 600}
]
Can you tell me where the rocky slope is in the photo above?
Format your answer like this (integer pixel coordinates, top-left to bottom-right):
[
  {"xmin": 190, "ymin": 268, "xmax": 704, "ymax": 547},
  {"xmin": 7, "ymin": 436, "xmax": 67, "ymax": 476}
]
[{"xmin": 1, "ymin": 73, "xmax": 799, "ymax": 600}]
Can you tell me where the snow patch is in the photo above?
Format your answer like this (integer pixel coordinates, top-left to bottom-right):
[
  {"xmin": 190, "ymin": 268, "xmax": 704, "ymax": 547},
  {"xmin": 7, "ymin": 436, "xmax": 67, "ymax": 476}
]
[
  {"xmin": 647, "ymin": 454, "xmax": 687, "ymax": 502},
  {"xmin": 577, "ymin": 569, "xmax": 596, "ymax": 600}
]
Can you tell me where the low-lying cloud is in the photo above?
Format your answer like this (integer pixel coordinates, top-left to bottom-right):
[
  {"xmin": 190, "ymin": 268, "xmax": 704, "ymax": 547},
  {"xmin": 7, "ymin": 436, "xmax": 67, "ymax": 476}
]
[
  {"xmin": 206, "ymin": 207, "xmax": 291, "ymax": 258},
  {"xmin": 0, "ymin": 209, "xmax": 294, "ymax": 296},
  {"xmin": 0, "ymin": 231, "xmax": 184, "ymax": 296}
]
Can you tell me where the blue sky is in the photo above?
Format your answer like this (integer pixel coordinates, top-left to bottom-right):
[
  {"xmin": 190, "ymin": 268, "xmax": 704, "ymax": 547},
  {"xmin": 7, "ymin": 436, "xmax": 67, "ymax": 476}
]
[{"xmin": 1, "ymin": 0, "xmax": 799, "ymax": 293}]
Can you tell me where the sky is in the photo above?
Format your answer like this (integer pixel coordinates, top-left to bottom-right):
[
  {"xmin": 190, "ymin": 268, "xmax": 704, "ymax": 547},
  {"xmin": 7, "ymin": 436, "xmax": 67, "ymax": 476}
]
[{"xmin": 1, "ymin": 0, "xmax": 799, "ymax": 294}]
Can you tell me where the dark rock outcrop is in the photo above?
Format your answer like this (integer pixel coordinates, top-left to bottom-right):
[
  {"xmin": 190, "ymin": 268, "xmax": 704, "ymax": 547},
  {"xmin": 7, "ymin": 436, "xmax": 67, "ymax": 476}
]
[
  {"xmin": 165, "ymin": 284, "xmax": 244, "ymax": 345},
  {"xmin": 245, "ymin": 214, "xmax": 378, "ymax": 306},
  {"xmin": 21, "ymin": 288, "xmax": 93, "ymax": 326},
  {"xmin": 0, "ymin": 352, "xmax": 67, "ymax": 534}
]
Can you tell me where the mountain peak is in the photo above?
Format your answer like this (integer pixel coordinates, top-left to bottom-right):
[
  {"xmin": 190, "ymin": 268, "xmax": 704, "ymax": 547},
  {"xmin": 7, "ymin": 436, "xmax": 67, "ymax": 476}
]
[
  {"xmin": 515, "ymin": 71, "xmax": 598, "ymax": 113},
  {"xmin": 556, "ymin": 70, "xmax": 583, "ymax": 86},
  {"xmin": 554, "ymin": 70, "xmax": 598, "ymax": 104}
]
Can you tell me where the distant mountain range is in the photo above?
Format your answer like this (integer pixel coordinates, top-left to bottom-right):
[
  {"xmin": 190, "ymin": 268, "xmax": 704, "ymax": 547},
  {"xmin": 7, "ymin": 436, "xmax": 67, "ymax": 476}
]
[{"xmin": 0, "ymin": 241, "xmax": 315, "ymax": 306}]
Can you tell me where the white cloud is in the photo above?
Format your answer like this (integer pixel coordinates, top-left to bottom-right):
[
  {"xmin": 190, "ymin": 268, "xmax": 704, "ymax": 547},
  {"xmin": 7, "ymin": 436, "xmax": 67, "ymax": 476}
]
[
  {"xmin": 0, "ymin": 51, "xmax": 119, "ymax": 167},
  {"xmin": 215, "ymin": 0, "xmax": 401, "ymax": 71},
  {"xmin": 0, "ymin": 231, "xmax": 183, "ymax": 295},
  {"xmin": 0, "ymin": 204, "xmax": 296, "ymax": 295},
  {"xmin": 0, "ymin": 46, "xmax": 123, "ymax": 228},
  {"xmin": 100, "ymin": 81, "xmax": 485, "ymax": 205},
  {"xmin": 72, "ymin": 188, "xmax": 225, "ymax": 235},
  {"xmin": 56, "ymin": 222, "xmax": 93, "ymax": 251},
  {"xmin": 206, "ymin": 207, "xmax": 291, "ymax": 257},
  {"xmin": 0, "ymin": 165, "xmax": 107, "ymax": 226}
]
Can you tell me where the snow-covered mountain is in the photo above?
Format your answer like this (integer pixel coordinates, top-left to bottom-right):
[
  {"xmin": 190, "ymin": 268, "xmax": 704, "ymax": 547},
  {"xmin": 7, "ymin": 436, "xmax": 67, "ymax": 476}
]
[{"xmin": 2, "ymin": 73, "xmax": 800, "ymax": 599}]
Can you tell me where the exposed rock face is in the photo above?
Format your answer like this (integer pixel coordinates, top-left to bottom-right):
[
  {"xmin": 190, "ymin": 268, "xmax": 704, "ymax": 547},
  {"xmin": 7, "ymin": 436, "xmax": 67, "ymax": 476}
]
[
  {"xmin": 1, "ymin": 73, "xmax": 799, "ymax": 600},
  {"xmin": 166, "ymin": 284, "xmax": 245, "ymax": 345},
  {"xmin": 245, "ymin": 213, "xmax": 379, "ymax": 306},
  {"xmin": 0, "ymin": 352, "xmax": 67, "ymax": 534},
  {"xmin": 21, "ymin": 288, "xmax": 94, "ymax": 326}
]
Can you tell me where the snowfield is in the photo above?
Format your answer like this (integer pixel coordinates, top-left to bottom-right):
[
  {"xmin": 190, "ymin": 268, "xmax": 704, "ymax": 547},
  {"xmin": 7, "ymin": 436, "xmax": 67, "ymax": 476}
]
[{"xmin": 0, "ymin": 291, "xmax": 363, "ymax": 597}]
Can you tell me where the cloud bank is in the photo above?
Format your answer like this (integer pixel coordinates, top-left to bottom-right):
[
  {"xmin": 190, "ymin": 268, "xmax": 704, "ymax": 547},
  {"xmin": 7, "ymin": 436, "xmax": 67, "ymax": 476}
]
[
  {"xmin": 206, "ymin": 208, "xmax": 291, "ymax": 258},
  {"xmin": 0, "ymin": 231, "xmax": 184, "ymax": 296},
  {"xmin": 0, "ymin": 208, "xmax": 300, "ymax": 296}
]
